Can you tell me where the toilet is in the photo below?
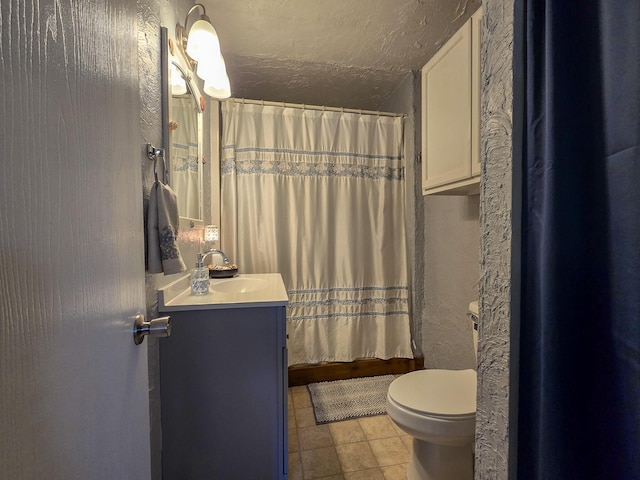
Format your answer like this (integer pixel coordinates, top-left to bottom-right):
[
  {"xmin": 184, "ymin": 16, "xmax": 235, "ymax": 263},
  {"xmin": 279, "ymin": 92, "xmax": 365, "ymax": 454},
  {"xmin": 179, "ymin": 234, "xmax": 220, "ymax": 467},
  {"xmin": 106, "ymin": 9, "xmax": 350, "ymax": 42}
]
[{"xmin": 386, "ymin": 301, "xmax": 479, "ymax": 480}]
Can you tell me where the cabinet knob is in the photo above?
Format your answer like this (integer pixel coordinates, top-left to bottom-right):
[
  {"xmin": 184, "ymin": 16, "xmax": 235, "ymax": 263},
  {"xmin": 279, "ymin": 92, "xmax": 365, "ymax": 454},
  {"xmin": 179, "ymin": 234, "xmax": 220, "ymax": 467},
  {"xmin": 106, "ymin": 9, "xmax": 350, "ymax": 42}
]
[{"xmin": 133, "ymin": 314, "xmax": 171, "ymax": 345}]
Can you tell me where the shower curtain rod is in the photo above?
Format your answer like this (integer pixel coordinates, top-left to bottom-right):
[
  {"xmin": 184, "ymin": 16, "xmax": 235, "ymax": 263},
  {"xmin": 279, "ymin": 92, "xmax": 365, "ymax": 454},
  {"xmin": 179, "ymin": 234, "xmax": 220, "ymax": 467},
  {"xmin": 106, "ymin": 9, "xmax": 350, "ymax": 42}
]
[{"xmin": 225, "ymin": 97, "xmax": 405, "ymax": 118}]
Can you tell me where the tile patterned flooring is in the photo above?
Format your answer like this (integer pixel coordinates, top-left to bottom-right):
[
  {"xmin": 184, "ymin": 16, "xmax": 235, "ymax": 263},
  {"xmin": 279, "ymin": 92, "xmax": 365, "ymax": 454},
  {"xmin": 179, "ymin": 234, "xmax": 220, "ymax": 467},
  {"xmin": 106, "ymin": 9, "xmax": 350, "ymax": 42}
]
[{"xmin": 288, "ymin": 385, "xmax": 411, "ymax": 480}]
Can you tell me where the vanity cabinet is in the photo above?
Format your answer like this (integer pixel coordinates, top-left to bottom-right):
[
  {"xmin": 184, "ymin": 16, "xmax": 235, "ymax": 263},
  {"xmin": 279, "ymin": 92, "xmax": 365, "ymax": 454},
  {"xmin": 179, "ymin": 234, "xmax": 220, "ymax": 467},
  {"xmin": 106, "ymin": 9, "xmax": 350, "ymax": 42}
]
[
  {"xmin": 422, "ymin": 7, "xmax": 482, "ymax": 195},
  {"xmin": 158, "ymin": 274, "xmax": 288, "ymax": 480}
]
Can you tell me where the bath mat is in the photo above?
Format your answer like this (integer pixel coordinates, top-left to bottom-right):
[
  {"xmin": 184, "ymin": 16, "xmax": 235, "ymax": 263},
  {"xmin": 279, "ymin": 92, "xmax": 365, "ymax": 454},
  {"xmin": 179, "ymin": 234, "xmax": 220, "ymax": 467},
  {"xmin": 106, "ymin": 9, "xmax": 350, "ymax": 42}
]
[{"xmin": 307, "ymin": 375, "xmax": 397, "ymax": 424}]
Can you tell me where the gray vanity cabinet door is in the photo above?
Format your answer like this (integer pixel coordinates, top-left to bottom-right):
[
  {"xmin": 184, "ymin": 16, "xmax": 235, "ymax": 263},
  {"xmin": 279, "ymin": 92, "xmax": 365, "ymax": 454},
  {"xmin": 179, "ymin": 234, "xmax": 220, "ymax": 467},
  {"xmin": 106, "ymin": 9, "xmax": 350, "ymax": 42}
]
[{"xmin": 160, "ymin": 306, "xmax": 288, "ymax": 480}]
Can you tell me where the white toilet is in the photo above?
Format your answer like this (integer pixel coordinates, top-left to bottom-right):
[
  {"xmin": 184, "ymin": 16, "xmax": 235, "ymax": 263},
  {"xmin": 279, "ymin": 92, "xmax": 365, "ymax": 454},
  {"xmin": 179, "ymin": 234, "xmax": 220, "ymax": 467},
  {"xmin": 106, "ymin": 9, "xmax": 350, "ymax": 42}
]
[{"xmin": 386, "ymin": 301, "xmax": 479, "ymax": 480}]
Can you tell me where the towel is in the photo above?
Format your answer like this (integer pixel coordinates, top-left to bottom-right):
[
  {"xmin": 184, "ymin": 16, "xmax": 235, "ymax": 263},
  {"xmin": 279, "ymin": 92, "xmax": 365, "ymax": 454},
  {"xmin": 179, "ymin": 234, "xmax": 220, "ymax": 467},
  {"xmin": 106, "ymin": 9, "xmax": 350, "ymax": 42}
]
[{"xmin": 147, "ymin": 181, "xmax": 187, "ymax": 275}]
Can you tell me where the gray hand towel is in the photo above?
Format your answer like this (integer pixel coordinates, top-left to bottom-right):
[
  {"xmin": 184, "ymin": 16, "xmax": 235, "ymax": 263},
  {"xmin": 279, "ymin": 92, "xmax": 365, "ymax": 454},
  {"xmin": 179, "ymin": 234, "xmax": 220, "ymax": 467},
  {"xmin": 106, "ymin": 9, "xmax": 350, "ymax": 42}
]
[{"xmin": 147, "ymin": 181, "xmax": 187, "ymax": 275}]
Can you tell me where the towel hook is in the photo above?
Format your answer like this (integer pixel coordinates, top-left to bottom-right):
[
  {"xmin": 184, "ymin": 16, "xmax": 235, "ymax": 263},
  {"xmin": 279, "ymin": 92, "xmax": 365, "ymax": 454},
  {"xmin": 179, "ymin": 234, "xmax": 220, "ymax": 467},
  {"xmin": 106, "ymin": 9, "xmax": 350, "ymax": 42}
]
[{"xmin": 147, "ymin": 143, "xmax": 166, "ymax": 183}]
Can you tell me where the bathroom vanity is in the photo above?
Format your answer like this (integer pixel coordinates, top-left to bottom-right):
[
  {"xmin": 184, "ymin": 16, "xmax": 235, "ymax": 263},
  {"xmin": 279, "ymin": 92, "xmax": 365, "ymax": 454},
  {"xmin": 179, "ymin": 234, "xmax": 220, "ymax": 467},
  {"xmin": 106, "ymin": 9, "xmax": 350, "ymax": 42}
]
[{"xmin": 158, "ymin": 273, "xmax": 289, "ymax": 480}]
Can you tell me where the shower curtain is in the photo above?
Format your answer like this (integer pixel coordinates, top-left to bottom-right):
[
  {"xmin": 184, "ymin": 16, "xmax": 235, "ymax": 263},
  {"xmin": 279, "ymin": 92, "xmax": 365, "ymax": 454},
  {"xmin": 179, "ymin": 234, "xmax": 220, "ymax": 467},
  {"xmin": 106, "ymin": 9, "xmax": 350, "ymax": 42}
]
[
  {"xmin": 170, "ymin": 95, "xmax": 199, "ymax": 219},
  {"xmin": 220, "ymin": 101, "xmax": 413, "ymax": 365},
  {"xmin": 516, "ymin": 1, "xmax": 640, "ymax": 477}
]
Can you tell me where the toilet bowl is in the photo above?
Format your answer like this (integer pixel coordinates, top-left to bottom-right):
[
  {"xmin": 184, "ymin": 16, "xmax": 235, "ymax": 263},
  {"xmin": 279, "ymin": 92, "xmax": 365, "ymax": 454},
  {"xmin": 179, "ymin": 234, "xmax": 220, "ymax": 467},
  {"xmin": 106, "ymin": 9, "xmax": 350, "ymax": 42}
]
[{"xmin": 386, "ymin": 302, "xmax": 479, "ymax": 480}]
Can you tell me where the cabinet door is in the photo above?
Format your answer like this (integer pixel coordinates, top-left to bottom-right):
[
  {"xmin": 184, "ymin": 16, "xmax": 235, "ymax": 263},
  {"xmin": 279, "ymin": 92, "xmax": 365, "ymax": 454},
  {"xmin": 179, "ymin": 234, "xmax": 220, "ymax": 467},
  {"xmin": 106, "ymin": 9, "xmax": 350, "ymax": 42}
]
[
  {"xmin": 422, "ymin": 19, "xmax": 472, "ymax": 192},
  {"xmin": 160, "ymin": 307, "xmax": 287, "ymax": 480},
  {"xmin": 471, "ymin": 7, "xmax": 483, "ymax": 177}
]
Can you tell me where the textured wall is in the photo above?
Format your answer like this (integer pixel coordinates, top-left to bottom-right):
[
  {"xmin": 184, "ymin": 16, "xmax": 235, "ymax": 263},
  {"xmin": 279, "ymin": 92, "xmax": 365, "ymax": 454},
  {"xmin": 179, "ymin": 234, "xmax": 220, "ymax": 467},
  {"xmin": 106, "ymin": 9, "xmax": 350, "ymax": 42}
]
[
  {"xmin": 423, "ymin": 195, "xmax": 480, "ymax": 369},
  {"xmin": 380, "ymin": 72, "xmax": 424, "ymax": 353},
  {"xmin": 381, "ymin": 14, "xmax": 482, "ymax": 370},
  {"xmin": 137, "ymin": 1, "xmax": 202, "ymax": 478},
  {"xmin": 476, "ymin": 0, "xmax": 513, "ymax": 477},
  {"xmin": 417, "ymin": 9, "xmax": 481, "ymax": 371},
  {"xmin": 139, "ymin": 0, "xmax": 205, "ymax": 299}
]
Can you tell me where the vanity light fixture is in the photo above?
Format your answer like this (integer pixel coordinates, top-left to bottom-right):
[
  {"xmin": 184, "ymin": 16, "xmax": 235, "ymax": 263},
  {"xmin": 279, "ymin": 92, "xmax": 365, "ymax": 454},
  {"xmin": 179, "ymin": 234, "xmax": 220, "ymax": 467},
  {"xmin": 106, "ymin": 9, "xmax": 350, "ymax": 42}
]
[{"xmin": 176, "ymin": 3, "xmax": 231, "ymax": 99}]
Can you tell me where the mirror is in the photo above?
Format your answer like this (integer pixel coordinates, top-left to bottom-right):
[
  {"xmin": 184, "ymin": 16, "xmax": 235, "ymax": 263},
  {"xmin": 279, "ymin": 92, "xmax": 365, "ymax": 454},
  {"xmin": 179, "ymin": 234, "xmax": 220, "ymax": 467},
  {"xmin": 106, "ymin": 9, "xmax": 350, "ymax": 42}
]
[
  {"xmin": 161, "ymin": 27, "xmax": 204, "ymax": 227},
  {"xmin": 169, "ymin": 66, "xmax": 203, "ymax": 222}
]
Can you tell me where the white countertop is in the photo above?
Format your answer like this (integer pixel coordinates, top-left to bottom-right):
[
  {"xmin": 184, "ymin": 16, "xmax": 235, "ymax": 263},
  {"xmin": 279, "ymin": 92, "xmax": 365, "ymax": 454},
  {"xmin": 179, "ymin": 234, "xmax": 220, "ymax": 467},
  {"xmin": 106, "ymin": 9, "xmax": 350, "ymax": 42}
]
[{"xmin": 158, "ymin": 273, "xmax": 289, "ymax": 312}]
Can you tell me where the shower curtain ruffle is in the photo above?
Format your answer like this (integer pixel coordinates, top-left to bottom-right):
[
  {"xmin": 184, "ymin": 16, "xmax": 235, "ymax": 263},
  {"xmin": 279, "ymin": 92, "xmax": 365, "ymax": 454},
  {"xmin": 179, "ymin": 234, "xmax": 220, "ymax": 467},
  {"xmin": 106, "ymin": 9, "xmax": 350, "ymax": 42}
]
[{"xmin": 287, "ymin": 285, "xmax": 412, "ymax": 364}]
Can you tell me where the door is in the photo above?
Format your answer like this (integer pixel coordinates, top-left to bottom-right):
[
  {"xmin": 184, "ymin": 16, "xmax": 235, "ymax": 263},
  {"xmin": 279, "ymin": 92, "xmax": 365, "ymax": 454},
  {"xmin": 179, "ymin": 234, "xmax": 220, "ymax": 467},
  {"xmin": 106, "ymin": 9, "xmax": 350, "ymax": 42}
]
[{"xmin": 0, "ymin": 1, "xmax": 150, "ymax": 479}]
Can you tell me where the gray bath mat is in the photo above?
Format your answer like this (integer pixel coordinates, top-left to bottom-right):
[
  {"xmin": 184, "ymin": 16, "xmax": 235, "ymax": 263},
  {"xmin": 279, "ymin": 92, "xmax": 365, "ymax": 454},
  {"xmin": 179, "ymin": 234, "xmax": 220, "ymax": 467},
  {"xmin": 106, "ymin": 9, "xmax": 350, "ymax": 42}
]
[{"xmin": 307, "ymin": 375, "xmax": 397, "ymax": 424}]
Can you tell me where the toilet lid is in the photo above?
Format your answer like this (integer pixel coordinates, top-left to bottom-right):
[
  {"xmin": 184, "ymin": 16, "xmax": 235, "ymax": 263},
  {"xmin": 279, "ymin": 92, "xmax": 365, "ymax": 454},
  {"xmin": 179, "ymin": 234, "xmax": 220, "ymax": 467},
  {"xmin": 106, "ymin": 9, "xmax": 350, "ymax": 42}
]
[{"xmin": 388, "ymin": 369, "xmax": 477, "ymax": 417}]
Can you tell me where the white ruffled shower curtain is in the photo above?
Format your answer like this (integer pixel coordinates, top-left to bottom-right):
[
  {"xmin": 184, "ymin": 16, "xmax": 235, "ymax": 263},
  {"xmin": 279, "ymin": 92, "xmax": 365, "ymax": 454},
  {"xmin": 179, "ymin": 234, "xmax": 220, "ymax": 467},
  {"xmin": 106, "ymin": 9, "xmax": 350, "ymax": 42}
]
[{"xmin": 220, "ymin": 101, "xmax": 413, "ymax": 366}]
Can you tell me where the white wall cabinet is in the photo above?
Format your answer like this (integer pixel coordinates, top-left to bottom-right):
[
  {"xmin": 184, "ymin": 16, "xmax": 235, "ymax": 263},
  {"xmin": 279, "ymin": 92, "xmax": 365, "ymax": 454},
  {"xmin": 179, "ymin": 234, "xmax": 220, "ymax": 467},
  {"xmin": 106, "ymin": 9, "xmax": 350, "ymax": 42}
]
[{"xmin": 422, "ymin": 7, "xmax": 482, "ymax": 195}]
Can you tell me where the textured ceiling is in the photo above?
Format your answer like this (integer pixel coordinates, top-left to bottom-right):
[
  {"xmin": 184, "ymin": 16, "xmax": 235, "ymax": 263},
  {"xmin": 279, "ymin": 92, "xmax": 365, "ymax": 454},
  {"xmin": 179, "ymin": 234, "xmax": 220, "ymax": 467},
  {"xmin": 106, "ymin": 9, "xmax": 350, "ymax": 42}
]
[{"xmin": 203, "ymin": 0, "xmax": 482, "ymax": 111}]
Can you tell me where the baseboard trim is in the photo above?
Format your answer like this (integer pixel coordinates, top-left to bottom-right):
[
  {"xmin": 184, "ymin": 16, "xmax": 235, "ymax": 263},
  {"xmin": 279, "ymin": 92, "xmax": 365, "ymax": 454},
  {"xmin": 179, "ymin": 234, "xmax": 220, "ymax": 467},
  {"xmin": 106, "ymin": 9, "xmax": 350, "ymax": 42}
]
[{"xmin": 288, "ymin": 356, "xmax": 424, "ymax": 387}]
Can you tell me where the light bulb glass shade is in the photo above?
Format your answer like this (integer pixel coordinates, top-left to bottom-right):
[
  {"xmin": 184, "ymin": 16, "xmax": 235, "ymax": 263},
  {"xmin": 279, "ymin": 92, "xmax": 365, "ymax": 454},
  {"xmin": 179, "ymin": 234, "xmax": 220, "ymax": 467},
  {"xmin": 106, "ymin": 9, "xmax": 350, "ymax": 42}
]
[
  {"xmin": 198, "ymin": 53, "xmax": 231, "ymax": 98},
  {"xmin": 171, "ymin": 82, "xmax": 188, "ymax": 96},
  {"xmin": 185, "ymin": 18, "xmax": 221, "ymax": 63},
  {"xmin": 195, "ymin": 52, "xmax": 226, "ymax": 80},
  {"xmin": 170, "ymin": 63, "xmax": 188, "ymax": 95},
  {"xmin": 203, "ymin": 75, "xmax": 231, "ymax": 99}
]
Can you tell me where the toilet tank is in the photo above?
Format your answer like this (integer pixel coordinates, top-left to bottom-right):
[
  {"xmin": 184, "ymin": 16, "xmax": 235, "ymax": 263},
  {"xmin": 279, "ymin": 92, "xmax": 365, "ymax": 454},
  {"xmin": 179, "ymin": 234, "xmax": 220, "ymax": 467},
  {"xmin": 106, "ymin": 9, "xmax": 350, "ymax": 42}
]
[{"xmin": 468, "ymin": 301, "xmax": 479, "ymax": 360}]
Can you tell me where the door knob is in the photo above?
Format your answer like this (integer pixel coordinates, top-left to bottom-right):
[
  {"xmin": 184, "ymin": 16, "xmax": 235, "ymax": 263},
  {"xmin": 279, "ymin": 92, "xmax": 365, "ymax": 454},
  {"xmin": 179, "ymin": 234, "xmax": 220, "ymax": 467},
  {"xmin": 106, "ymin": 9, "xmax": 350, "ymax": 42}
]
[{"xmin": 133, "ymin": 314, "xmax": 171, "ymax": 345}]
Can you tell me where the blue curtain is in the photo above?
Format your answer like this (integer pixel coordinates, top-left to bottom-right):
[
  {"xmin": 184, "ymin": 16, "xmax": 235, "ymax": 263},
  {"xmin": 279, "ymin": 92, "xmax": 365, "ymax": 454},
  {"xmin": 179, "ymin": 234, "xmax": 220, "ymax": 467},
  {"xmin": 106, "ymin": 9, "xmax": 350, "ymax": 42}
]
[{"xmin": 517, "ymin": 1, "xmax": 640, "ymax": 478}]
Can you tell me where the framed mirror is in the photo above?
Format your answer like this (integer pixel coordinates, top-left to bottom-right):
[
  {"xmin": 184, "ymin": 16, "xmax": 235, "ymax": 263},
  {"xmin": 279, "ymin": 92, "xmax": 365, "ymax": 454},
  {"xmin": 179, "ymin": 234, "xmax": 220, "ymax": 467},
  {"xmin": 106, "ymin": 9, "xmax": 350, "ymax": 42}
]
[{"xmin": 161, "ymin": 26, "xmax": 204, "ymax": 228}]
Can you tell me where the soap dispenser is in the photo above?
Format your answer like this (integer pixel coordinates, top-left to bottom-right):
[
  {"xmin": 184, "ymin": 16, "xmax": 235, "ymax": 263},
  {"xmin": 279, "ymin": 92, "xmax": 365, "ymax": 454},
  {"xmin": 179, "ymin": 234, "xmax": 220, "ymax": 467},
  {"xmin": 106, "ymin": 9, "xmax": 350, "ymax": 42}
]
[{"xmin": 190, "ymin": 254, "xmax": 210, "ymax": 295}]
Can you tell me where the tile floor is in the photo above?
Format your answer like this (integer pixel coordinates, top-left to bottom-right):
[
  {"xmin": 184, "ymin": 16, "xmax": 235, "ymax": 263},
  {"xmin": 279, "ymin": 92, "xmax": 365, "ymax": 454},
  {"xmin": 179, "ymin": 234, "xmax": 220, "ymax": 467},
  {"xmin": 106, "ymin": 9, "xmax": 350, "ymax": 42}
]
[{"xmin": 288, "ymin": 385, "xmax": 411, "ymax": 480}]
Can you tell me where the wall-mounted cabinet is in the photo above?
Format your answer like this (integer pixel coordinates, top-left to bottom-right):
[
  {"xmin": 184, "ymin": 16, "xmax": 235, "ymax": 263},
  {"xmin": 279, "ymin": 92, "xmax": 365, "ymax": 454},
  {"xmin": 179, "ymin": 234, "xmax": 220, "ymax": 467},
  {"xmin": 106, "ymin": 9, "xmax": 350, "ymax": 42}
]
[{"xmin": 422, "ymin": 8, "xmax": 482, "ymax": 195}]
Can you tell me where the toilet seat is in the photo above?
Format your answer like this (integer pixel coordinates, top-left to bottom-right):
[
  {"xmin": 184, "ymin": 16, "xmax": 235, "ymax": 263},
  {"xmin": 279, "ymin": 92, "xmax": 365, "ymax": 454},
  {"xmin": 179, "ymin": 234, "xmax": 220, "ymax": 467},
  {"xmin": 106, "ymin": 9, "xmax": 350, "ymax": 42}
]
[{"xmin": 388, "ymin": 369, "xmax": 476, "ymax": 419}]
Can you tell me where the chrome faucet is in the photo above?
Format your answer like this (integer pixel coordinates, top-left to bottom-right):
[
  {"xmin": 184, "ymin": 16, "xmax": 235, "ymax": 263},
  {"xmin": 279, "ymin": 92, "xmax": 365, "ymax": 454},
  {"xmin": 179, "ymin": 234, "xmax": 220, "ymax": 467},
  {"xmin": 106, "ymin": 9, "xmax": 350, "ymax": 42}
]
[{"xmin": 197, "ymin": 248, "xmax": 230, "ymax": 267}]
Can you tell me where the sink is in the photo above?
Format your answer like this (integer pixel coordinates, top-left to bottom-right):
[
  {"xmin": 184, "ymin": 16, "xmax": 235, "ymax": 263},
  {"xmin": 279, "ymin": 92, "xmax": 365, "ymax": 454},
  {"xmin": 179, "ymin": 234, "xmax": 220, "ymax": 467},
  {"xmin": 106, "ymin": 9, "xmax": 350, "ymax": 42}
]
[
  {"xmin": 159, "ymin": 273, "xmax": 288, "ymax": 311},
  {"xmin": 211, "ymin": 277, "xmax": 269, "ymax": 294}
]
